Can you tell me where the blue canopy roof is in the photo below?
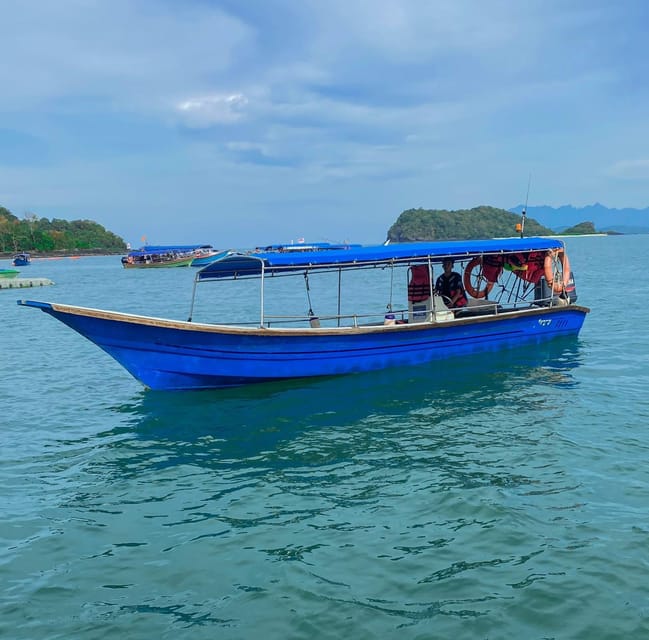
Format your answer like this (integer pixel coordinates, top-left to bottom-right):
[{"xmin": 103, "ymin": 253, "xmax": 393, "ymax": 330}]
[
  {"xmin": 197, "ymin": 237, "xmax": 564, "ymax": 281},
  {"xmin": 141, "ymin": 244, "xmax": 213, "ymax": 251},
  {"xmin": 126, "ymin": 244, "xmax": 213, "ymax": 257},
  {"xmin": 253, "ymin": 242, "xmax": 361, "ymax": 252}
]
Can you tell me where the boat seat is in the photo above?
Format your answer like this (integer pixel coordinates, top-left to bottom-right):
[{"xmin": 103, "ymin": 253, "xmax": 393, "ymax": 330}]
[{"xmin": 408, "ymin": 295, "xmax": 454, "ymax": 323}]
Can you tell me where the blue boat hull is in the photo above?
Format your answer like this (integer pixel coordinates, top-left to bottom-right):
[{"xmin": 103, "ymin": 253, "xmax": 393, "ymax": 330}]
[
  {"xmin": 190, "ymin": 250, "xmax": 231, "ymax": 267},
  {"xmin": 18, "ymin": 301, "xmax": 588, "ymax": 390}
]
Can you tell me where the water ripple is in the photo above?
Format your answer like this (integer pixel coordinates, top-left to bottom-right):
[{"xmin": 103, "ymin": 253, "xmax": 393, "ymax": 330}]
[{"xmin": 4, "ymin": 242, "xmax": 649, "ymax": 638}]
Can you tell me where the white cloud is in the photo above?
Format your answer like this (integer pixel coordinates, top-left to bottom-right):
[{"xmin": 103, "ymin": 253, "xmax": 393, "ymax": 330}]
[
  {"xmin": 227, "ymin": 141, "xmax": 264, "ymax": 151},
  {"xmin": 0, "ymin": 1, "xmax": 253, "ymax": 113},
  {"xmin": 2, "ymin": 0, "xmax": 649, "ymax": 244},
  {"xmin": 606, "ymin": 159, "xmax": 649, "ymax": 181},
  {"xmin": 176, "ymin": 94, "xmax": 249, "ymax": 127}
]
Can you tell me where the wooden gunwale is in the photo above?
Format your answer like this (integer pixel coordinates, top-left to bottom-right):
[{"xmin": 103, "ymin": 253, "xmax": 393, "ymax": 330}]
[{"xmin": 44, "ymin": 301, "xmax": 591, "ymax": 337}]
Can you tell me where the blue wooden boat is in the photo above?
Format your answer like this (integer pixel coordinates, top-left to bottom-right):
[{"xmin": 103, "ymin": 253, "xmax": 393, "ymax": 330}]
[
  {"xmin": 189, "ymin": 243, "xmax": 361, "ymax": 267},
  {"xmin": 18, "ymin": 238, "xmax": 588, "ymax": 391},
  {"xmin": 13, "ymin": 252, "xmax": 31, "ymax": 266},
  {"xmin": 251, "ymin": 241, "xmax": 361, "ymax": 253}
]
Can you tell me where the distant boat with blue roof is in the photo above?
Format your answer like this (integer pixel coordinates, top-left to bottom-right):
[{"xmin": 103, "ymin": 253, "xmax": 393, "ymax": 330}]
[
  {"xmin": 12, "ymin": 252, "xmax": 31, "ymax": 266},
  {"xmin": 121, "ymin": 244, "xmax": 215, "ymax": 268}
]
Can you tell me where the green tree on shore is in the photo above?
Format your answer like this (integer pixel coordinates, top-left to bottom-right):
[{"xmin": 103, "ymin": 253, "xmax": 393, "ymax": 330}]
[{"xmin": 0, "ymin": 206, "xmax": 126, "ymax": 253}]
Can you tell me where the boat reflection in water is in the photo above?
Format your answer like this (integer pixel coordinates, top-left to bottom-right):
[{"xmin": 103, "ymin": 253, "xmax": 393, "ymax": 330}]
[{"xmin": 99, "ymin": 337, "xmax": 584, "ymax": 473}]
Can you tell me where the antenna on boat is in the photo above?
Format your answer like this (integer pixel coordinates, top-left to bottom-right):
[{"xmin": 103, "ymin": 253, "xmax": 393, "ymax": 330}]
[{"xmin": 516, "ymin": 173, "xmax": 531, "ymax": 238}]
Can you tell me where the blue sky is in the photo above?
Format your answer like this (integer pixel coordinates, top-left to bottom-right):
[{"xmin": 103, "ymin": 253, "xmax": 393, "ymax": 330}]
[{"xmin": 1, "ymin": 0, "xmax": 648, "ymax": 247}]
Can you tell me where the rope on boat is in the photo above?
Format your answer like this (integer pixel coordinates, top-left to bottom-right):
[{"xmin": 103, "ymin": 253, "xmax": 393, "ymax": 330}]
[
  {"xmin": 386, "ymin": 262, "xmax": 394, "ymax": 312},
  {"xmin": 304, "ymin": 271, "xmax": 315, "ymax": 318}
]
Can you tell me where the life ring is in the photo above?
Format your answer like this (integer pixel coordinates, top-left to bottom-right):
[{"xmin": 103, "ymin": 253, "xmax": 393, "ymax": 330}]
[
  {"xmin": 544, "ymin": 249, "xmax": 571, "ymax": 294},
  {"xmin": 463, "ymin": 256, "xmax": 494, "ymax": 299}
]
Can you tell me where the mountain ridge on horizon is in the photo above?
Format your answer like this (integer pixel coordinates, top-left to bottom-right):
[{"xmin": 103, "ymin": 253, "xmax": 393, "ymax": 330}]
[{"xmin": 508, "ymin": 203, "xmax": 649, "ymax": 233}]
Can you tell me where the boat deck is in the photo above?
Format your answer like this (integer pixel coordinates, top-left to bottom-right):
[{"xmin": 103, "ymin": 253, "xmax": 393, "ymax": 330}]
[{"xmin": 0, "ymin": 277, "xmax": 55, "ymax": 289}]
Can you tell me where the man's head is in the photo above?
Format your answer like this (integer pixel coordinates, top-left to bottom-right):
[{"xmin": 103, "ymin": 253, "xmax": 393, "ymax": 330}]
[{"xmin": 442, "ymin": 258, "xmax": 454, "ymax": 271}]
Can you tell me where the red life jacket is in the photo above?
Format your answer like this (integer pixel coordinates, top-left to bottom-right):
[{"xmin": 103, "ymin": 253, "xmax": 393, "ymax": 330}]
[
  {"xmin": 507, "ymin": 251, "xmax": 545, "ymax": 284},
  {"xmin": 482, "ymin": 255, "xmax": 504, "ymax": 283},
  {"xmin": 408, "ymin": 264, "xmax": 431, "ymax": 302}
]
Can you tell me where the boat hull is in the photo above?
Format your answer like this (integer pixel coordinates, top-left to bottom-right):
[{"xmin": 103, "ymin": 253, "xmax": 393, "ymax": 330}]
[
  {"xmin": 18, "ymin": 300, "xmax": 589, "ymax": 391},
  {"xmin": 190, "ymin": 250, "xmax": 231, "ymax": 267},
  {"xmin": 122, "ymin": 257, "xmax": 193, "ymax": 268}
]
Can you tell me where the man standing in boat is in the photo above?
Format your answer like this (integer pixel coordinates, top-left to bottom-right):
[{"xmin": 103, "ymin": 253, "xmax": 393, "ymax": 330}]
[{"xmin": 435, "ymin": 258, "xmax": 468, "ymax": 308}]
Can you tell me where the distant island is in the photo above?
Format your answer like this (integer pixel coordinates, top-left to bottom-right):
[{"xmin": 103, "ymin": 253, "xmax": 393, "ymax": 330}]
[
  {"xmin": 0, "ymin": 205, "xmax": 126, "ymax": 255},
  {"xmin": 509, "ymin": 203, "xmax": 649, "ymax": 234},
  {"xmin": 3, "ymin": 201, "xmax": 639, "ymax": 256},
  {"xmin": 386, "ymin": 206, "xmax": 602, "ymax": 242}
]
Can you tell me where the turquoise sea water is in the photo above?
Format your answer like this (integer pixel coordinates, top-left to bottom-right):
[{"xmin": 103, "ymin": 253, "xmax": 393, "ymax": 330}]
[{"xmin": 2, "ymin": 235, "xmax": 649, "ymax": 639}]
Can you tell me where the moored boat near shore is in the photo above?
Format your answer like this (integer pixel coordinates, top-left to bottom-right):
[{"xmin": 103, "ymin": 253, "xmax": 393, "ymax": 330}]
[
  {"xmin": 12, "ymin": 252, "xmax": 31, "ymax": 266},
  {"xmin": 19, "ymin": 237, "xmax": 588, "ymax": 390},
  {"xmin": 121, "ymin": 244, "xmax": 214, "ymax": 268},
  {"xmin": 250, "ymin": 241, "xmax": 361, "ymax": 253}
]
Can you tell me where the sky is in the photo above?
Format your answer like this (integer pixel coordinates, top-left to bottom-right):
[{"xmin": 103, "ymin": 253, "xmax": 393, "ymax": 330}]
[{"xmin": 1, "ymin": 0, "xmax": 649, "ymax": 248}]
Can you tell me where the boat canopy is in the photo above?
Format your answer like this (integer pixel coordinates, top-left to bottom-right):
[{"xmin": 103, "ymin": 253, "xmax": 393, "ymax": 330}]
[
  {"xmin": 127, "ymin": 244, "xmax": 213, "ymax": 257},
  {"xmin": 197, "ymin": 237, "xmax": 565, "ymax": 281},
  {"xmin": 253, "ymin": 242, "xmax": 360, "ymax": 252},
  {"xmin": 141, "ymin": 244, "xmax": 213, "ymax": 252}
]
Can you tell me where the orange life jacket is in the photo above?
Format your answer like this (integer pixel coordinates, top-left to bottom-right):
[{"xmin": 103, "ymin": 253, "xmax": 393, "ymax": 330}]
[{"xmin": 408, "ymin": 264, "xmax": 431, "ymax": 302}]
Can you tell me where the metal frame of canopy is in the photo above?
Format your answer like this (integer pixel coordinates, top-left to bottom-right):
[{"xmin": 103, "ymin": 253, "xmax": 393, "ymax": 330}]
[{"xmin": 187, "ymin": 238, "xmax": 567, "ymax": 327}]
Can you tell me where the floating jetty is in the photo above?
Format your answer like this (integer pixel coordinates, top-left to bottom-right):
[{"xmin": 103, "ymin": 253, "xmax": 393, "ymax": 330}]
[{"xmin": 0, "ymin": 277, "xmax": 55, "ymax": 289}]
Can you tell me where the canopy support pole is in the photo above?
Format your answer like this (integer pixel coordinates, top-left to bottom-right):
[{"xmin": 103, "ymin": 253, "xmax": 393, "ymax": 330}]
[
  {"xmin": 260, "ymin": 263, "xmax": 265, "ymax": 327},
  {"xmin": 387, "ymin": 262, "xmax": 394, "ymax": 312},
  {"xmin": 187, "ymin": 274, "xmax": 199, "ymax": 322},
  {"xmin": 338, "ymin": 269, "xmax": 342, "ymax": 327}
]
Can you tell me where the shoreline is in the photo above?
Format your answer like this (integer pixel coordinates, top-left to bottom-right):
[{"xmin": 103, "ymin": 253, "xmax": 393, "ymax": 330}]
[{"xmin": 1, "ymin": 249, "xmax": 124, "ymax": 260}]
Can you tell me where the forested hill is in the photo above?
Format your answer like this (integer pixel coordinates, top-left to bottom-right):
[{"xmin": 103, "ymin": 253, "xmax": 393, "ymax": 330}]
[
  {"xmin": 0, "ymin": 206, "xmax": 126, "ymax": 253},
  {"xmin": 387, "ymin": 206, "xmax": 556, "ymax": 242},
  {"xmin": 387, "ymin": 206, "xmax": 605, "ymax": 242}
]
